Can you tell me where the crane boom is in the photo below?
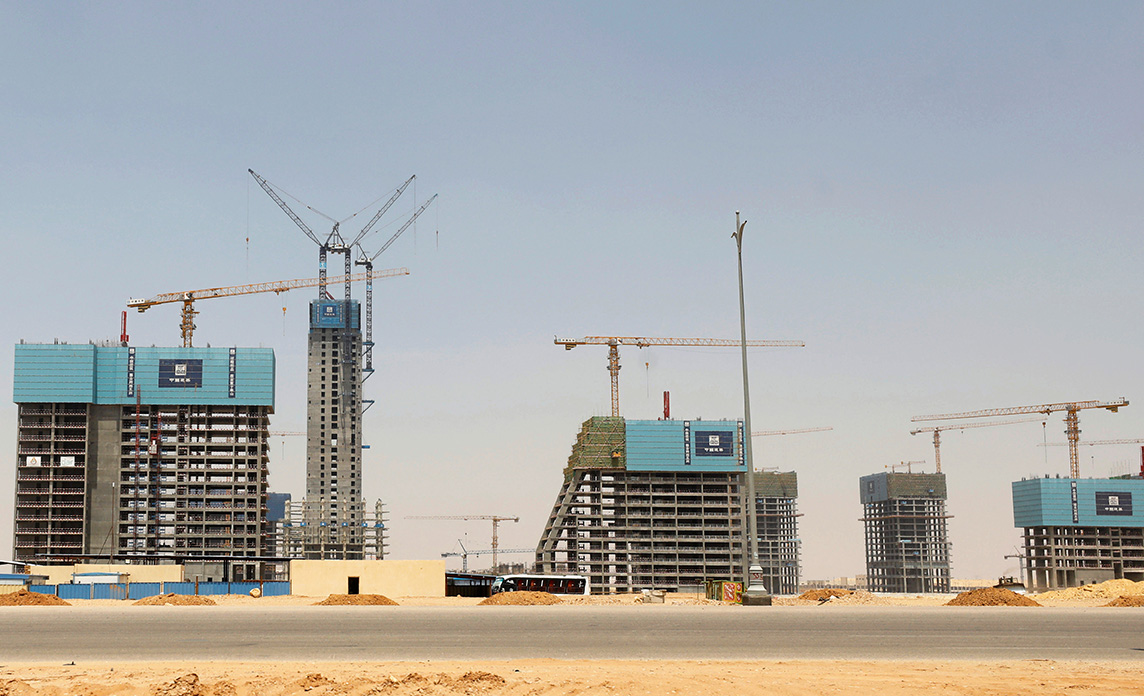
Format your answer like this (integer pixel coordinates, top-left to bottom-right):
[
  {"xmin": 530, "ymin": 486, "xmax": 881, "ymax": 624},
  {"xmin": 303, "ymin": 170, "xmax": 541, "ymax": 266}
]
[
  {"xmin": 248, "ymin": 169, "xmax": 323, "ymax": 247},
  {"xmin": 752, "ymin": 426, "xmax": 832, "ymax": 437},
  {"xmin": 556, "ymin": 335, "xmax": 805, "ymax": 417},
  {"xmin": 367, "ymin": 194, "xmax": 439, "ymax": 262},
  {"xmin": 1040, "ymin": 438, "xmax": 1144, "ymax": 446},
  {"xmin": 912, "ymin": 400, "xmax": 1127, "ymax": 422},
  {"xmin": 347, "ymin": 175, "xmax": 416, "ymax": 250},
  {"xmin": 128, "ymin": 267, "xmax": 409, "ymax": 347},
  {"xmin": 912, "ymin": 399, "xmax": 1129, "ymax": 478}
]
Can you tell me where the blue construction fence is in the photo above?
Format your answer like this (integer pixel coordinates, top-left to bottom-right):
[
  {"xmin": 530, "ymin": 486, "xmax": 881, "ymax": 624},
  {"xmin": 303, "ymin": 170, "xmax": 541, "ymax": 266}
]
[{"xmin": 28, "ymin": 581, "xmax": 291, "ymax": 600}]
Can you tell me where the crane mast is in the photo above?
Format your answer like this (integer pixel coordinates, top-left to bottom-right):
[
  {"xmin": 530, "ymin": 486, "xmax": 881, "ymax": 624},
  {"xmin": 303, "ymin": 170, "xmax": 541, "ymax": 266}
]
[{"xmin": 556, "ymin": 335, "xmax": 805, "ymax": 417}]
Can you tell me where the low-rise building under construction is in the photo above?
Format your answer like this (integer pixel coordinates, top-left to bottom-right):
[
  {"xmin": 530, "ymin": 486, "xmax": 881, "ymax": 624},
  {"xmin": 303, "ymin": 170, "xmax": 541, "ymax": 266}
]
[
  {"xmin": 1012, "ymin": 472, "xmax": 1144, "ymax": 590},
  {"xmin": 536, "ymin": 416, "xmax": 801, "ymax": 594}
]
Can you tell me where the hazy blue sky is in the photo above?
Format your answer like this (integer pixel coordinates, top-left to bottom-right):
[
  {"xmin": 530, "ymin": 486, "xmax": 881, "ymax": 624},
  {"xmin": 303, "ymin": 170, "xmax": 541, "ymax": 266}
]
[{"xmin": 3, "ymin": 2, "xmax": 1142, "ymax": 581}]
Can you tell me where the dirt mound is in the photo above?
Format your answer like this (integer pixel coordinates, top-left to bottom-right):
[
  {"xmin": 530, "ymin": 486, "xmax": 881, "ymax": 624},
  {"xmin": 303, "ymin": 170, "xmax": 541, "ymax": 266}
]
[
  {"xmin": 1038, "ymin": 579, "xmax": 1144, "ymax": 603},
  {"xmin": 155, "ymin": 673, "xmax": 206, "ymax": 696},
  {"xmin": 562, "ymin": 593, "xmax": 642, "ymax": 605},
  {"xmin": 798, "ymin": 588, "xmax": 853, "ymax": 601},
  {"xmin": 372, "ymin": 671, "xmax": 506, "ymax": 693},
  {"xmin": 478, "ymin": 591, "xmax": 562, "ymax": 606},
  {"xmin": 1105, "ymin": 595, "xmax": 1144, "ymax": 607},
  {"xmin": 314, "ymin": 593, "xmax": 399, "ymax": 606},
  {"xmin": 0, "ymin": 589, "xmax": 70, "ymax": 606},
  {"xmin": 134, "ymin": 594, "xmax": 218, "ymax": 606},
  {"xmin": 946, "ymin": 587, "xmax": 1041, "ymax": 606}
]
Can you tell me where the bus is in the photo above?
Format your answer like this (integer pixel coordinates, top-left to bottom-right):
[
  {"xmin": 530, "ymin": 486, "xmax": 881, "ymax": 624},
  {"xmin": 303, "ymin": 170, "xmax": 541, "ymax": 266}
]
[{"xmin": 490, "ymin": 574, "xmax": 590, "ymax": 596}]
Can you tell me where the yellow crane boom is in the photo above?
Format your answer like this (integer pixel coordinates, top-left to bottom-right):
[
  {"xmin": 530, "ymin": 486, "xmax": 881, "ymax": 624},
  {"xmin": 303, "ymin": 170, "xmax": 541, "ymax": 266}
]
[
  {"xmin": 556, "ymin": 335, "xmax": 805, "ymax": 417},
  {"xmin": 128, "ymin": 267, "xmax": 409, "ymax": 347},
  {"xmin": 912, "ymin": 399, "xmax": 1129, "ymax": 478}
]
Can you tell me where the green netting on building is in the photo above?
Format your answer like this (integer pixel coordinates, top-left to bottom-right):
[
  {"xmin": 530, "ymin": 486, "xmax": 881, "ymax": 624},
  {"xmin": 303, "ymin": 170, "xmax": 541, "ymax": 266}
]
[
  {"xmin": 884, "ymin": 473, "xmax": 946, "ymax": 499},
  {"xmin": 566, "ymin": 416, "xmax": 626, "ymax": 477},
  {"xmin": 754, "ymin": 471, "xmax": 797, "ymax": 497}
]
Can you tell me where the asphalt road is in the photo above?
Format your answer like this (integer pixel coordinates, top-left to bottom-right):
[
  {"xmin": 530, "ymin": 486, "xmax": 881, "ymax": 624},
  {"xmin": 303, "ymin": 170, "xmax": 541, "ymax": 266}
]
[{"xmin": 1, "ymin": 606, "xmax": 1142, "ymax": 662}]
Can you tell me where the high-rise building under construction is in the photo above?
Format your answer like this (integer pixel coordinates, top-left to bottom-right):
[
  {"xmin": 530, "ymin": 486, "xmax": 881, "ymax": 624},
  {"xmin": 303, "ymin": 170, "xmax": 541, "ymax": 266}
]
[
  {"xmin": 859, "ymin": 472, "xmax": 951, "ymax": 593},
  {"xmin": 11, "ymin": 342, "xmax": 274, "ymax": 580},
  {"xmin": 536, "ymin": 416, "xmax": 801, "ymax": 594},
  {"xmin": 301, "ymin": 298, "xmax": 366, "ymax": 558}
]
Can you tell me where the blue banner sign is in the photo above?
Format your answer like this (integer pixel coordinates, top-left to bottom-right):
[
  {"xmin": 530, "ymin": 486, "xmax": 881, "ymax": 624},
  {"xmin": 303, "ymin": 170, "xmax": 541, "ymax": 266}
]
[
  {"xmin": 1096, "ymin": 491, "xmax": 1133, "ymax": 516},
  {"xmin": 737, "ymin": 421, "xmax": 745, "ymax": 467},
  {"xmin": 695, "ymin": 430, "xmax": 734, "ymax": 457},
  {"xmin": 158, "ymin": 359, "xmax": 203, "ymax": 388},
  {"xmin": 228, "ymin": 348, "xmax": 236, "ymax": 398},
  {"xmin": 1071, "ymin": 480, "xmax": 1079, "ymax": 523},
  {"xmin": 127, "ymin": 347, "xmax": 136, "ymax": 397}
]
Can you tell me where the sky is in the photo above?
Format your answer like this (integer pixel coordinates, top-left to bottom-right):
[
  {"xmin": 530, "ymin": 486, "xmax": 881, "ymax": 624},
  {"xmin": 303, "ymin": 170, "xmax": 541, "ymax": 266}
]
[{"xmin": 2, "ymin": 1, "xmax": 1142, "ymax": 582}]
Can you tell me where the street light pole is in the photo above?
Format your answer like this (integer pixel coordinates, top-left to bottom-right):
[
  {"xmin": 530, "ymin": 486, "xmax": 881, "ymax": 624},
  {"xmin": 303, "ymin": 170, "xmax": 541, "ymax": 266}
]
[{"xmin": 733, "ymin": 211, "xmax": 771, "ymax": 606}]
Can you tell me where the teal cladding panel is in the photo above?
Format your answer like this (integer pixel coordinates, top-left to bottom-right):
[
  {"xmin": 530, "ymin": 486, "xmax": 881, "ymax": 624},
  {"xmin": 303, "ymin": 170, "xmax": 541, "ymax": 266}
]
[
  {"xmin": 13, "ymin": 344, "xmax": 97, "ymax": 403},
  {"xmin": 14, "ymin": 344, "xmax": 274, "ymax": 407},
  {"xmin": 1012, "ymin": 477, "xmax": 1144, "ymax": 528},
  {"xmin": 626, "ymin": 419, "xmax": 743, "ymax": 472}
]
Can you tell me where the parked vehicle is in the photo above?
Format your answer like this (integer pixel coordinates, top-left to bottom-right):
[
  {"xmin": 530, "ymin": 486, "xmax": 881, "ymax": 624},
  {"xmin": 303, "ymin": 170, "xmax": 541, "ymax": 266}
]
[{"xmin": 490, "ymin": 574, "xmax": 589, "ymax": 595}]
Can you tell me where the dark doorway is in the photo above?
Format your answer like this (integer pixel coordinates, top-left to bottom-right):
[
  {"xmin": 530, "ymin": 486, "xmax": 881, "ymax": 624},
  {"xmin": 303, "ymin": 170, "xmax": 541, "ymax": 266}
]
[{"xmin": 348, "ymin": 576, "xmax": 360, "ymax": 595}]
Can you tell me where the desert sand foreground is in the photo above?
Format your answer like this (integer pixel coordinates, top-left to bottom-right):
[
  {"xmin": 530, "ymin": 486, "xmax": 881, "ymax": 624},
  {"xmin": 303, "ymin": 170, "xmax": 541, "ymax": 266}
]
[{"xmin": 1, "ymin": 659, "xmax": 1142, "ymax": 695}]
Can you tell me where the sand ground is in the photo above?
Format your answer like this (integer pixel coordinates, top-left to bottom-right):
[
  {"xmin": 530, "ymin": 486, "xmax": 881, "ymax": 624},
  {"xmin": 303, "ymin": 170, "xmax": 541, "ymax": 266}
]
[
  {"xmin": 2, "ymin": 586, "xmax": 1143, "ymax": 694},
  {"xmin": 1, "ymin": 659, "xmax": 1142, "ymax": 695}
]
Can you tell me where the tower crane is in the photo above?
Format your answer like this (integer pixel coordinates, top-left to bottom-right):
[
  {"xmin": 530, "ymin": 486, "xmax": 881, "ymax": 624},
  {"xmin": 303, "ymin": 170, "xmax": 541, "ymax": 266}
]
[
  {"xmin": 910, "ymin": 417, "xmax": 1047, "ymax": 474},
  {"xmin": 128, "ymin": 268, "xmax": 409, "ymax": 347},
  {"xmin": 555, "ymin": 336, "xmax": 805, "ymax": 417},
  {"xmin": 441, "ymin": 540, "xmax": 534, "ymax": 573},
  {"xmin": 355, "ymin": 194, "xmax": 438, "ymax": 380},
  {"xmin": 912, "ymin": 399, "xmax": 1129, "ymax": 479},
  {"xmin": 406, "ymin": 515, "xmax": 519, "ymax": 570}
]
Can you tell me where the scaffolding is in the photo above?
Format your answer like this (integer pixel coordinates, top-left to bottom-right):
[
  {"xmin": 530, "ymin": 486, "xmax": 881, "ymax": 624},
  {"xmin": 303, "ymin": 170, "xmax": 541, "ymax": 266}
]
[
  {"xmin": 280, "ymin": 498, "xmax": 387, "ymax": 560},
  {"xmin": 753, "ymin": 471, "xmax": 801, "ymax": 594}
]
